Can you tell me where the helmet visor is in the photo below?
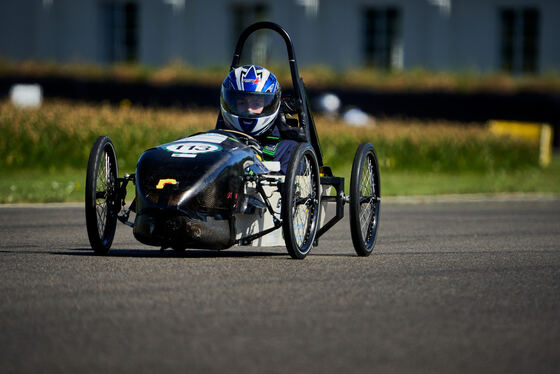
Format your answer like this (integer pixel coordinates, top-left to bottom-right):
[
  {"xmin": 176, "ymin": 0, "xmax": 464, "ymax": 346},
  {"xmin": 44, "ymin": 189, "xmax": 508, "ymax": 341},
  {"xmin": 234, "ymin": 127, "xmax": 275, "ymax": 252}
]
[{"xmin": 221, "ymin": 87, "xmax": 280, "ymax": 118}]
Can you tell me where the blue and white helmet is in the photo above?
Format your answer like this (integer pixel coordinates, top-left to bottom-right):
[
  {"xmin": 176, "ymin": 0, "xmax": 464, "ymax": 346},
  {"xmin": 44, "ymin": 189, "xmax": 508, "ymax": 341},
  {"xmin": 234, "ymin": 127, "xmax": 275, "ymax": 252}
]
[{"xmin": 220, "ymin": 65, "xmax": 281, "ymax": 137}]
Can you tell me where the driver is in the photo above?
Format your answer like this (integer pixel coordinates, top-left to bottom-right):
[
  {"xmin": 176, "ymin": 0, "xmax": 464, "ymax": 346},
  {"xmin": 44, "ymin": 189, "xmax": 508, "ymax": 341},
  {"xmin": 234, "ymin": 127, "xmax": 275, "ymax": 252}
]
[{"xmin": 217, "ymin": 65, "xmax": 298, "ymax": 174}]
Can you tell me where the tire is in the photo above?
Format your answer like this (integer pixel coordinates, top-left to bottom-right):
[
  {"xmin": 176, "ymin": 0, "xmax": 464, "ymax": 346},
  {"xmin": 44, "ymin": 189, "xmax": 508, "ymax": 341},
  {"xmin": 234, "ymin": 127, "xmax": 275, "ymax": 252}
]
[
  {"xmin": 349, "ymin": 142, "xmax": 380, "ymax": 256},
  {"xmin": 281, "ymin": 143, "xmax": 321, "ymax": 259},
  {"xmin": 85, "ymin": 136, "xmax": 119, "ymax": 254}
]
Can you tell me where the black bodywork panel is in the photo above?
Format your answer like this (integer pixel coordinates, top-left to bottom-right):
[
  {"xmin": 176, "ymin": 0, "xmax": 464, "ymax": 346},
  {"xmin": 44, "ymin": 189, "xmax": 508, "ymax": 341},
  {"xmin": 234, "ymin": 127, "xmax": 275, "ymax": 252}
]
[{"xmin": 133, "ymin": 130, "xmax": 265, "ymax": 249}]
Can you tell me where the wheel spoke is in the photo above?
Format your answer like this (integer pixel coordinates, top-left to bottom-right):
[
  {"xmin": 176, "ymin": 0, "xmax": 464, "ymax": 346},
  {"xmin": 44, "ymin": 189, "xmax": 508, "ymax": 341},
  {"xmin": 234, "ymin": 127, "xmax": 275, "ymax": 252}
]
[
  {"xmin": 359, "ymin": 195, "xmax": 374, "ymax": 204},
  {"xmin": 350, "ymin": 144, "xmax": 380, "ymax": 256},
  {"xmin": 96, "ymin": 201, "xmax": 107, "ymax": 237},
  {"xmin": 86, "ymin": 137, "xmax": 119, "ymax": 254},
  {"xmin": 282, "ymin": 145, "xmax": 320, "ymax": 258},
  {"xmin": 94, "ymin": 149, "xmax": 112, "ymax": 238},
  {"xmin": 292, "ymin": 155, "xmax": 315, "ymax": 247},
  {"xmin": 359, "ymin": 155, "xmax": 376, "ymax": 241}
]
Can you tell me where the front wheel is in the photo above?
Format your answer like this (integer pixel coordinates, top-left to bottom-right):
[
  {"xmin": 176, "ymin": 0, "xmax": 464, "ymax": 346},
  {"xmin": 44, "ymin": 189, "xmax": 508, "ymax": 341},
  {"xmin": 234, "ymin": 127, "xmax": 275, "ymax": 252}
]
[
  {"xmin": 349, "ymin": 142, "xmax": 380, "ymax": 256},
  {"xmin": 85, "ymin": 136, "xmax": 119, "ymax": 254},
  {"xmin": 281, "ymin": 143, "xmax": 321, "ymax": 259}
]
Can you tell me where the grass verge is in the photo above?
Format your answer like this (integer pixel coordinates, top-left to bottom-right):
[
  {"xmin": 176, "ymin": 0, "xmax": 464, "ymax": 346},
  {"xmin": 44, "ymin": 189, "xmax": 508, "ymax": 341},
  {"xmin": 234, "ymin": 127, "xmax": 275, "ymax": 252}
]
[{"xmin": 1, "ymin": 99, "xmax": 555, "ymax": 203}]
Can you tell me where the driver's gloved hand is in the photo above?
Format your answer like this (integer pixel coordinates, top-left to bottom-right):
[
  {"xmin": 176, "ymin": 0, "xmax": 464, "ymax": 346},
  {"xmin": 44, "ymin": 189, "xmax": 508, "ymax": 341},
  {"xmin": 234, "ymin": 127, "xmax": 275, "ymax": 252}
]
[
  {"xmin": 246, "ymin": 137, "xmax": 264, "ymax": 157},
  {"xmin": 281, "ymin": 95, "xmax": 301, "ymax": 114},
  {"xmin": 277, "ymin": 113, "xmax": 307, "ymax": 142}
]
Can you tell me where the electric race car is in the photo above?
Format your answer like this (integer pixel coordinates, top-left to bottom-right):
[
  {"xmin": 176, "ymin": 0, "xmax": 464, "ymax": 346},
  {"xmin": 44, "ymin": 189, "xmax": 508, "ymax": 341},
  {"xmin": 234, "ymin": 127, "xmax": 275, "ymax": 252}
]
[{"xmin": 85, "ymin": 22, "xmax": 380, "ymax": 259}]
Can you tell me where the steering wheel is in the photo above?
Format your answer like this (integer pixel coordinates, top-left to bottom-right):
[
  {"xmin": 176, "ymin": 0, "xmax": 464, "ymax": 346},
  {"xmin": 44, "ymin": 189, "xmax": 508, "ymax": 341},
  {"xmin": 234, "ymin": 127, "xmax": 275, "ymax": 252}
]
[
  {"xmin": 222, "ymin": 129, "xmax": 256, "ymax": 141},
  {"xmin": 222, "ymin": 129, "xmax": 263, "ymax": 156}
]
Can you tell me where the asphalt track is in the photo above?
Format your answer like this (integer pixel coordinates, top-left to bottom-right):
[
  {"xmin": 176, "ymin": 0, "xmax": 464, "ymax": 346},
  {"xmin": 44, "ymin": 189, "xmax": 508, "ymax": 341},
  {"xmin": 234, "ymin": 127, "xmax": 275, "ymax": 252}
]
[{"xmin": 1, "ymin": 199, "xmax": 559, "ymax": 373}]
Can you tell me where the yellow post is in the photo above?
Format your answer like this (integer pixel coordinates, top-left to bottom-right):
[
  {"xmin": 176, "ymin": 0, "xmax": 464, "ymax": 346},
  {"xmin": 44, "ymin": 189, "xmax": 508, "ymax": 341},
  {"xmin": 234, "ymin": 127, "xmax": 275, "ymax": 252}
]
[
  {"xmin": 539, "ymin": 124, "xmax": 553, "ymax": 167},
  {"xmin": 489, "ymin": 120, "xmax": 554, "ymax": 167}
]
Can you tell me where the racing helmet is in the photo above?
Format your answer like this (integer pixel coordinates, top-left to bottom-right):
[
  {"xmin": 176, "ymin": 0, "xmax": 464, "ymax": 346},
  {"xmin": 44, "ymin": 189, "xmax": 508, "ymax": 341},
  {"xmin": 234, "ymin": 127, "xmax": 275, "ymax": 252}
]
[{"xmin": 220, "ymin": 65, "xmax": 281, "ymax": 137}]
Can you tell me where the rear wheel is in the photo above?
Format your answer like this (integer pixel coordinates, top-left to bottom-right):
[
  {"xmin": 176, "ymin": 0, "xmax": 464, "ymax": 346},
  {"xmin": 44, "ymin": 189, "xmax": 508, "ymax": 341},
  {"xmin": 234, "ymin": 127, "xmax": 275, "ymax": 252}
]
[
  {"xmin": 281, "ymin": 143, "xmax": 321, "ymax": 259},
  {"xmin": 85, "ymin": 136, "xmax": 119, "ymax": 254},
  {"xmin": 349, "ymin": 143, "xmax": 380, "ymax": 256}
]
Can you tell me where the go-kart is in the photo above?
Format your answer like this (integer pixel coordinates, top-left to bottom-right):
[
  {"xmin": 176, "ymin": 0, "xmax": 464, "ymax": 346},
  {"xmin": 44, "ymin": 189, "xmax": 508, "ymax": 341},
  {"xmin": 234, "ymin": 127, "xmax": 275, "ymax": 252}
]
[{"xmin": 85, "ymin": 22, "xmax": 380, "ymax": 259}]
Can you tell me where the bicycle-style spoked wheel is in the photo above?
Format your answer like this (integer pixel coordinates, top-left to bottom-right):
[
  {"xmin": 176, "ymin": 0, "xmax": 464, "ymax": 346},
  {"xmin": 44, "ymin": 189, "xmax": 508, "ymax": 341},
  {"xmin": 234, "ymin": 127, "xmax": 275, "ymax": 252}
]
[
  {"xmin": 349, "ymin": 142, "xmax": 380, "ymax": 256},
  {"xmin": 85, "ymin": 136, "xmax": 119, "ymax": 254},
  {"xmin": 281, "ymin": 143, "xmax": 321, "ymax": 259}
]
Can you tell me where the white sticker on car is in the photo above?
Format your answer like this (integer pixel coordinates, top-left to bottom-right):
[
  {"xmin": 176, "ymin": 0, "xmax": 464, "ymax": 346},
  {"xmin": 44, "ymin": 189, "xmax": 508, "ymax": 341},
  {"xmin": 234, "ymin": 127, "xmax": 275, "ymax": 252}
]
[
  {"xmin": 184, "ymin": 133, "xmax": 227, "ymax": 144},
  {"xmin": 165, "ymin": 142, "xmax": 221, "ymax": 154}
]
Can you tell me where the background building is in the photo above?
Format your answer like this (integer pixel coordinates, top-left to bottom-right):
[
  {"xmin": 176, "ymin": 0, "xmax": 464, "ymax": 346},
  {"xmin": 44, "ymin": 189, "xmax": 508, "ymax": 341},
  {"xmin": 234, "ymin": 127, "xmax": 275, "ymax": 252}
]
[{"xmin": 1, "ymin": 0, "xmax": 559, "ymax": 73}]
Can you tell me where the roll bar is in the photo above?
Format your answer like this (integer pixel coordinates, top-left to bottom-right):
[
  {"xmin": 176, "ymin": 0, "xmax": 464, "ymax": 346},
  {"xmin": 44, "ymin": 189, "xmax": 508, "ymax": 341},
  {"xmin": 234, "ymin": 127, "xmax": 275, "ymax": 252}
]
[{"xmin": 230, "ymin": 22, "xmax": 323, "ymax": 166}]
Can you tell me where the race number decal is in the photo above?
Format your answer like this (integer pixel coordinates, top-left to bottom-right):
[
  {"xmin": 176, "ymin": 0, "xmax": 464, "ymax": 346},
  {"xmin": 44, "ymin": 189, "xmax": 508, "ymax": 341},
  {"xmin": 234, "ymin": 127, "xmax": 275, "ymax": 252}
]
[{"xmin": 165, "ymin": 142, "xmax": 222, "ymax": 154}]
